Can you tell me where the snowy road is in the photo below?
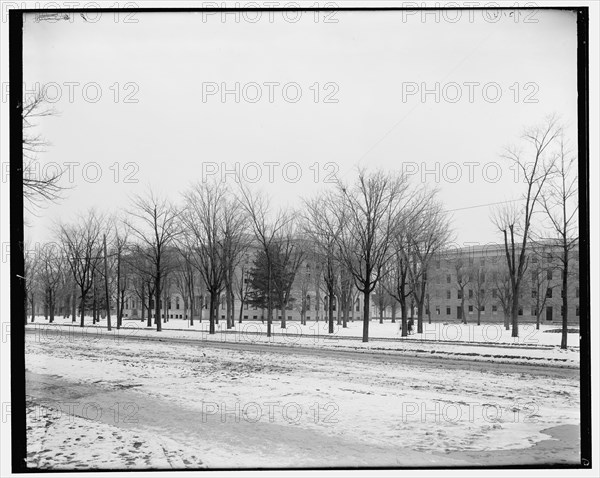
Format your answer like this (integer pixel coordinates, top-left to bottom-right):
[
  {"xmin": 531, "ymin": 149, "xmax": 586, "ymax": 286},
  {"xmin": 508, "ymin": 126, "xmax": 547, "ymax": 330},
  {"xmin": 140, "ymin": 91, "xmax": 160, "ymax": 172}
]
[
  {"xmin": 24, "ymin": 328, "xmax": 581, "ymax": 469},
  {"xmin": 25, "ymin": 326, "xmax": 579, "ymax": 378}
]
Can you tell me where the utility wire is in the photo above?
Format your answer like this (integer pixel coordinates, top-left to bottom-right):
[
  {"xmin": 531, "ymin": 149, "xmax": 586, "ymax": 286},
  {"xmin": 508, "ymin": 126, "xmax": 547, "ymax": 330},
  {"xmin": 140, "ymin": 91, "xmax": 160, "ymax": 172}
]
[{"xmin": 447, "ymin": 198, "xmax": 520, "ymax": 212}]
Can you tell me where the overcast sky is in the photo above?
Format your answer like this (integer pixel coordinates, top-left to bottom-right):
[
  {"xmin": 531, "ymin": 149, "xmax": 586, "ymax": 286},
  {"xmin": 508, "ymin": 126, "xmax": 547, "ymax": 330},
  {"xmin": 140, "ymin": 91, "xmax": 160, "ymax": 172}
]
[{"xmin": 22, "ymin": 8, "xmax": 578, "ymax": 246}]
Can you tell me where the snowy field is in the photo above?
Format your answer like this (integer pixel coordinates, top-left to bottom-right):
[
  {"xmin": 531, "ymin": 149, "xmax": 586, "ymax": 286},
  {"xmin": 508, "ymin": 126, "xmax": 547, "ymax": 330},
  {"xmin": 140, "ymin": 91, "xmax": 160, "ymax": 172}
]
[
  {"xmin": 26, "ymin": 316, "xmax": 581, "ymax": 368},
  {"xmin": 32, "ymin": 315, "xmax": 579, "ymax": 347},
  {"xmin": 25, "ymin": 329, "xmax": 581, "ymax": 469}
]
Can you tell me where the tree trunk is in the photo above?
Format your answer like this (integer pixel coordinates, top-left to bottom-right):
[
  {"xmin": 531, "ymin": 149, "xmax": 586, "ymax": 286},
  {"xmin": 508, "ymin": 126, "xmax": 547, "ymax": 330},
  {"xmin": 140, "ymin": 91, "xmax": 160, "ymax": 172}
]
[
  {"xmin": 209, "ymin": 291, "xmax": 216, "ymax": 335},
  {"xmin": 343, "ymin": 300, "xmax": 349, "ymax": 328},
  {"xmin": 147, "ymin": 288, "xmax": 153, "ymax": 328},
  {"xmin": 417, "ymin": 303, "xmax": 424, "ymax": 334},
  {"xmin": 189, "ymin": 286, "xmax": 194, "ymax": 326},
  {"xmin": 281, "ymin": 307, "xmax": 286, "ymax": 329},
  {"xmin": 103, "ymin": 235, "xmax": 112, "ymax": 331},
  {"xmin": 362, "ymin": 290, "xmax": 369, "ymax": 342},
  {"xmin": 511, "ymin": 285, "xmax": 519, "ymax": 338},
  {"xmin": 140, "ymin": 286, "xmax": 145, "ymax": 324},
  {"xmin": 80, "ymin": 289, "xmax": 86, "ymax": 327},
  {"xmin": 30, "ymin": 294, "xmax": 35, "ymax": 322},
  {"xmin": 391, "ymin": 302, "xmax": 397, "ymax": 324},
  {"xmin": 49, "ymin": 289, "xmax": 55, "ymax": 323},
  {"xmin": 71, "ymin": 287, "xmax": 76, "ymax": 323},
  {"xmin": 561, "ymin": 258, "xmax": 568, "ymax": 349},
  {"xmin": 328, "ymin": 289, "xmax": 334, "ymax": 334},
  {"xmin": 226, "ymin": 284, "xmax": 233, "ymax": 329},
  {"xmin": 400, "ymin": 300, "xmax": 407, "ymax": 337},
  {"xmin": 155, "ymin": 273, "xmax": 162, "ymax": 332},
  {"xmin": 44, "ymin": 288, "xmax": 49, "ymax": 321},
  {"xmin": 163, "ymin": 287, "xmax": 168, "ymax": 324},
  {"xmin": 477, "ymin": 308, "xmax": 481, "ymax": 326}
]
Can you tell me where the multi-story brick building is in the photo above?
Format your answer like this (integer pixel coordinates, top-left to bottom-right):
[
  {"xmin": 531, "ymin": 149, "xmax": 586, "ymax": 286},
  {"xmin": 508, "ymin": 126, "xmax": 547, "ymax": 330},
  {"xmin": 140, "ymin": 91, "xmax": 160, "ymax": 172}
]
[
  {"xmin": 426, "ymin": 241, "xmax": 580, "ymax": 325},
  {"xmin": 121, "ymin": 240, "xmax": 580, "ymax": 326}
]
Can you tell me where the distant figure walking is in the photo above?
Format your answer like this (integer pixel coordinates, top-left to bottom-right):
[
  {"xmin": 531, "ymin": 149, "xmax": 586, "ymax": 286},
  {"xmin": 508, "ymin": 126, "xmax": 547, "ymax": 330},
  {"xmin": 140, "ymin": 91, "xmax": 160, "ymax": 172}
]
[{"xmin": 407, "ymin": 318, "xmax": 414, "ymax": 335}]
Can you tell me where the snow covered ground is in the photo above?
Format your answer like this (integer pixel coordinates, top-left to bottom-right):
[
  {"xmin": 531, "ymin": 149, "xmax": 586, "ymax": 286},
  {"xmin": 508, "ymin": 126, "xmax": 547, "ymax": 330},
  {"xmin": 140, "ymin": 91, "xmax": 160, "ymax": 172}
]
[
  {"xmin": 25, "ymin": 324, "xmax": 581, "ymax": 469},
  {"xmin": 26, "ymin": 316, "xmax": 581, "ymax": 368},
  {"xmin": 34, "ymin": 315, "xmax": 579, "ymax": 347},
  {"xmin": 26, "ymin": 400, "xmax": 205, "ymax": 470}
]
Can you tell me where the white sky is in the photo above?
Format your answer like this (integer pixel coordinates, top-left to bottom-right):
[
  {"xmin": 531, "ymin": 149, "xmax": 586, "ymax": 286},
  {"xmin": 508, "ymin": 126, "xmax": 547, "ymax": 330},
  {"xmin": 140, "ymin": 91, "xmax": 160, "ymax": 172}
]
[{"xmin": 22, "ymin": 8, "xmax": 578, "ymax": 246}]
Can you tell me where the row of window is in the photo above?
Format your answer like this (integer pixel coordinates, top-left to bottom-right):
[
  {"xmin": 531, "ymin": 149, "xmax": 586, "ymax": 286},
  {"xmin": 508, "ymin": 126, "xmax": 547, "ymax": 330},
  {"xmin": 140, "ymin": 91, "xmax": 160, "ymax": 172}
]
[
  {"xmin": 433, "ymin": 305, "xmax": 580, "ymax": 317},
  {"xmin": 436, "ymin": 286, "xmax": 579, "ymax": 301}
]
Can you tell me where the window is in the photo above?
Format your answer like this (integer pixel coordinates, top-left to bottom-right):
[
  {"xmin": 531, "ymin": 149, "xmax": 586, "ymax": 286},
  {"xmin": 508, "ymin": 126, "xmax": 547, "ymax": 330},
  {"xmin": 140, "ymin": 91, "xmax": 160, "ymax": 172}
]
[
  {"xmin": 446, "ymin": 307, "xmax": 451, "ymax": 315},
  {"xmin": 547, "ymin": 269, "xmax": 553, "ymax": 280},
  {"xmin": 492, "ymin": 290, "xmax": 497, "ymax": 298},
  {"xmin": 531, "ymin": 307, "xmax": 537, "ymax": 316},
  {"xmin": 481, "ymin": 305, "xmax": 485, "ymax": 312},
  {"xmin": 480, "ymin": 289, "xmax": 485, "ymax": 297},
  {"xmin": 468, "ymin": 289, "xmax": 473, "ymax": 299},
  {"xmin": 436, "ymin": 260, "xmax": 441, "ymax": 269},
  {"xmin": 307, "ymin": 316, "xmax": 311, "ymax": 320},
  {"xmin": 518, "ymin": 307, "xmax": 523, "ymax": 316},
  {"xmin": 446, "ymin": 274, "xmax": 451, "ymax": 284},
  {"xmin": 245, "ymin": 302, "xmax": 249, "ymax": 310},
  {"xmin": 449, "ymin": 290, "xmax": 453, "ymax": 300},
  {"xmin": 253, "ymin": 315, "xmax": 257, "ymax": 320},
  {"xmin": 468, "ymin": 305, "xmax": 473, "ymax": 313},
  {"xmin": 532, "ymin": 256, "xmax": 538, "ymax": 264},
  {"xmin": 176, "ymin": 297, "xmax": 180, "ymax": 310},
  {"xmin": 355, "ymin": 299, "xmax": 360, "ymax": 312},
  {"xmin": 546, "ymin": 288, "xmax": 553, "ymax": 299},
  {"xmin": 436, "ymin": 307, "xmax": 440, "ymax": 315},
  {"xmin": 492, "ymin": 305, "xmax": 497, "ymax": 313},
  {"xmin": 244, "ymin": 315, "xmax": 248, "ymax": 320},
  {"xmin": 307, "ymin": 295, "xmax": 311, "ymax": 310},
  {"xmin": 531, "ymin": 289, "xmax": 537, "ymax": 298}
]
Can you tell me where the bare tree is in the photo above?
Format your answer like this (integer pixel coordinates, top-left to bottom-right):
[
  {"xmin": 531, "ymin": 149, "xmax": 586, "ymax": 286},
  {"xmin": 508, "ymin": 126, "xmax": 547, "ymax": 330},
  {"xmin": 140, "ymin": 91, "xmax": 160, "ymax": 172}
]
[
  {"xmin": 127, "ymin": 190, "xmax": 180, "ymax": 332},
  {"xmin": 182, "ymin": 181, "xmax": 230, "ymax": 335},
  {"xmin": 22, "ymin": 89, "xmax": 68, "ymax": 210},
  {"xmin": 302, "ymin": 193, "xmax": 341, "ymax": 334},
  {"xmin": 24, "ymin": 242, "xmax": 40, "ymax": 322},
  {"xmin": 329, "ymin": 169, "xmax": 412, "ymax": 342},
  {"xmin": 238, "ymin": 184, "xmax": 292, "ymax": 337},
  {"xmin": 406, "ymin": 192, "xmax": 452, "ymax": 333},
  {"xmin": 38, "ymin": 242, "xmax": 63, "ymax": 323},
  {"xmin": 110, "ymin": 218, "xmax": 130, "ymax": 329},
  {"xmin": 491, "ymin": 115, "xmax": 561, "ymax": 337},
  {"xmin": 60, "ymin": 210, "xmax": 104, "ymax": 327},
  {"xmin": 539, "ymin": 135, "xmax": 578, "ymax": 349},
  {"xmin": 221, "ymin": 196, "xmax": 251, "ymax": 329}
]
